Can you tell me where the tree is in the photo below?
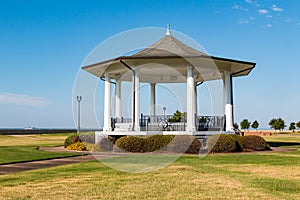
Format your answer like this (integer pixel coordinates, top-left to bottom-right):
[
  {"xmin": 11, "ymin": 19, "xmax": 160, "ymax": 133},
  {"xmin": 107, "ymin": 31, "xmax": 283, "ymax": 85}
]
[
  {"xmin": 168, "ymin": 110, "xmax": 183, "ymax": 122},
  {"xmin": 233, "ymin": 123, "xmax": 239, "ymax": 129},
  {"xmin": 269, "ymin": 118, "xmax": 286, "ymax": 132},
  {"xmin": 251, "ymin": 120, "xmax": 259, "ymax": 130},
  {"xmin": 289, "ymin": 122, "xmax": 296, "ymax": 132},
  {"xmin": 296, "ymin": 121, "xmax": 300, "ymax": 129},
  {"xmin": 240, "ymin": 119, "xmax": 251, "ymax": 131}
]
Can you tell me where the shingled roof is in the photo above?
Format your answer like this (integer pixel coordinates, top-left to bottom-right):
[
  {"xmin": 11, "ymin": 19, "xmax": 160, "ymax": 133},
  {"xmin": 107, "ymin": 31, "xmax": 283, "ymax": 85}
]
[
  {"xmin": 82, "ymin": 25, "xmax": 256, "ymax": 81},
  {"xmin": 132, "ymin": 33, "xmax": 206, "ymax": 57}
]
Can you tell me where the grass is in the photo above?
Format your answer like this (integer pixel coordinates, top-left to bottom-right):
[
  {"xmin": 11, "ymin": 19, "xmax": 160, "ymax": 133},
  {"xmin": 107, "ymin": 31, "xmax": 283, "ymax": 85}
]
[
  {"xmin": 0, "ymin": 134, "xmax": 80, "ymax": 164},
  {"xmin": 0, "ymin": 134, "xmax": 299, "ymax": 199}
]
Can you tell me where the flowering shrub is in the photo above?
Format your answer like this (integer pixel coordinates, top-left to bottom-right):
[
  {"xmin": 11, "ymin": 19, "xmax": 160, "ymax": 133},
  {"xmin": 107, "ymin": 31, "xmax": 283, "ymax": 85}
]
[
  {"xmin": 67, "ymin": 142, "xmax": 86, "ymax": 151},
  {"xmin": 84, "ymin": 142, "xmax": 100, "ymax": 152}
]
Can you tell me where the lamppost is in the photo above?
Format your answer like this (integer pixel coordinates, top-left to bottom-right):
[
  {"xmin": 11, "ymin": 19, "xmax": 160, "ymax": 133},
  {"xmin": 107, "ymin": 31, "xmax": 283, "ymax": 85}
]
[
  {"xmin": 163, "ymin": 107, "xmax": 166, "ymax": 119},
  {"xmin": 76, "ymin": 96, "xmax": 82, "ymax": 133}
]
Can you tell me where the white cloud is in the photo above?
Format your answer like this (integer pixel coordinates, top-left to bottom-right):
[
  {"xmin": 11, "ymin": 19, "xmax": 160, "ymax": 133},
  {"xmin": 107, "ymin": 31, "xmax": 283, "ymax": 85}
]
[
  {"xmin": 233, "ymin": 3, "xmax": 240, "ymax": 10},
  {"xmin": 245, "ymin": 0, "xmax": 253, "ymax": 3},
  {"xmin": 266, "ymin": 24, "xmax": 272, "ymax": 27},
  {"xmin": 266, "ymin": 15, "xmax": 272, "ymax": 18},
  {"xmin": 258, "ymin": 9, "xmax": 269, "ymax": 15},
  {"xmin": 0, "ymin": 93, "xmax": 50, "ymax": 107},
  {"xmin": 285, "ymin": 18, "xmax": 293, "ymax": 23},
  {"xmin": 250, "ymin": 16, "xmax": 255, "ymax": 20},
  {"xmin": 233, "ymin": 3, "xmax": 248, "ymax": 11},
  {"xmin": 239, "ymin": 19, "xmax": 249, "ymax": 24},
  {"xmin": 272, "ymin": 4, "xmax": 283, "ymax": 12}
]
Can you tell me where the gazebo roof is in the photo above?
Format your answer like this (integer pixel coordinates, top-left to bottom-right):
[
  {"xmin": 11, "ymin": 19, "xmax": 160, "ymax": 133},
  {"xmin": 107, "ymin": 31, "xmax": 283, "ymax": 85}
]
[
  {"xmin": 133, "ymin": 33, "xmax": 206, "ymax": 58},
  {"xmin": 83, "ymin": 26, "xmax": 255, "ymax": 83}
]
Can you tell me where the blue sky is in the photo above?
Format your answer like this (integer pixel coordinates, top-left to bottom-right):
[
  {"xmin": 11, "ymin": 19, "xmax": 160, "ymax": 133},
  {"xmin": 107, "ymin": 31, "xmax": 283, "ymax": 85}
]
[{"xmin": 0, "ymin": 0, "xmax": 299, "ymax": 129}]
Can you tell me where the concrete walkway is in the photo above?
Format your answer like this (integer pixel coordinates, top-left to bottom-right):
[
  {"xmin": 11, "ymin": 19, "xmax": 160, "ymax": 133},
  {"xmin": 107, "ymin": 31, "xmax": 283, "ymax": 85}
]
[
  {"xmin": 0, "ymin": 147, "xmax": 131, "ymax": 175},
  {"xmin": 0, "ymin": 155, "xmax": 95, "ymax": 175}
]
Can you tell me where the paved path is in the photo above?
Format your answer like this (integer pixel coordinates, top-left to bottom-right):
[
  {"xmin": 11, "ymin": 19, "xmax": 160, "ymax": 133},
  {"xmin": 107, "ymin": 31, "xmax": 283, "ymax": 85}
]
[
  {"xmin": 0, "ymin": 155, "xmax": 95, "ymax": 175},
  {"xmin": 0, "ymin": 147, "xmax": 132, "ymax": 175}
]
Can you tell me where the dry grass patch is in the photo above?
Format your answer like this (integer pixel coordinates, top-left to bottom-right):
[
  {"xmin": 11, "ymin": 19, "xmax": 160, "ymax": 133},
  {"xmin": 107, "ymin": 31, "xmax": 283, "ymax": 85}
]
[
  {"xmin": 0, "ymin": 134, "xmax": 69, "ymax": 147},
  {"xmin": 0, "ymin": 161, "xmax": 278, "ymax": 200},
  {"xmin": 212, "ymin": 164, "xmax": 300, "ymax": 181}
]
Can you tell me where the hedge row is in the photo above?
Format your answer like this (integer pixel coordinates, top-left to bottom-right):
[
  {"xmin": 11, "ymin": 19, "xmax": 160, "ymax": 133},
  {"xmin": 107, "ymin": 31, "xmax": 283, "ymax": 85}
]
[
  {"xmin": 64, "ymin": 133, "xmax": 268, "ymax": 154},
  {"xmin": 207, "ymin": 134, "xmax": 268, "ymax": 153},
  {"xmin": 115, "ymin": 135, "xmax": 202, "ymax": 154}
]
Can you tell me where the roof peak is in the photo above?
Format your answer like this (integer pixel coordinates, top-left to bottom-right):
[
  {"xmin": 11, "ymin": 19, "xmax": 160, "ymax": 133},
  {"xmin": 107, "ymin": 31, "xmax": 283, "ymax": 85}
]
[{"xmin": 165, "ymin": 24, "xmax": 171, "ymax": 36}]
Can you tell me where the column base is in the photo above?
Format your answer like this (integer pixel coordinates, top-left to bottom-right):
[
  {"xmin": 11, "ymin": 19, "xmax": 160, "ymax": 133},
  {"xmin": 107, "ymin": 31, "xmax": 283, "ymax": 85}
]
[
  {"xmin": 103, "ymin": 126, "xmax": 112, "ymax": 132},
  {"xmin": 135, "ymin": 126, "xmax": 140, "ymax": 132},
  {"xmin": 186, "ymin": 126, "xmax": 196, "ymax": 133}
]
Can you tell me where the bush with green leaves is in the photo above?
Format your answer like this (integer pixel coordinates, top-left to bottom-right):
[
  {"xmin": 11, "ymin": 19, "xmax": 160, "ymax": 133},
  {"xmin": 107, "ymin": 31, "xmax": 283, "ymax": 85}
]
[
  {"xmin": 207, "ymin": 134, "xmax": 243, "ymax": 153},
  {"xmin": 114, "ymin": 135, "xmax": 201, "ymax": 154},
  {"xmin": 242, "ymin": 135, "xmax": 268, "ymax": 151},
  {"xmin": 143, "ymin": 135, "xmax": 175, "ymax": 152},
  {"xmin": 64, "ymin": 133, "xmax": 81, "ymax": 148},
  {"xmin": 64, "ymin": 132, "xmax": 96, "ymax": 149},
  {"xmin": 115, "ymin": 136, "xmax": 145, "ymax": 153}
]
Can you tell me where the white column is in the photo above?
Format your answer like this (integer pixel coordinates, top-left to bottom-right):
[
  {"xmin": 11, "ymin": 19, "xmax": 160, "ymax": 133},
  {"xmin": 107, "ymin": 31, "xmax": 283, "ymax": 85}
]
[
  {"xmin": 103, "ymin": 73, "xmax": 112, "ymax": 132},
  {"xmin": 115, "ymin": 80, "xmax": 122, "ymax": 120},
  {"xmin": 150, "ymin": 83, "xmax": 156, "ymax": 117},
  {"xmin": 194, "ymin": 82, "xmax": 198, "ymax": 122},
  {"xmin": 134, "ymin": 68, "xmax": 140, "ymax": 131},
  {"xmin": 223, "ymin": 71, "xmax": 234, "ymax": 132},
  {"xmin": 186, "ymin": 67, "xmax": 196, "ymax": 132},
  {"xmin": 131, "ymin": 72, "xmax": 135, "ymax": 131}
]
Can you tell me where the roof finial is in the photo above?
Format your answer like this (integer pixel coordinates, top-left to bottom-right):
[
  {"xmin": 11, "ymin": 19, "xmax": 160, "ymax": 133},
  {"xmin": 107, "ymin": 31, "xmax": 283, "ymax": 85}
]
[{"xmin": 166, "ymin": 24, "xmax": 171, "ymax": 36}]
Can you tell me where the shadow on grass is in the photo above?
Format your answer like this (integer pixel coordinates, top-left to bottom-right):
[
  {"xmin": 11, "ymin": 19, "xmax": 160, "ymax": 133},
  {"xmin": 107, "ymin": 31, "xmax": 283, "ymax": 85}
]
[{"xmin": 267, "ymin": 141, "xmax": 300, "ymax": 147}]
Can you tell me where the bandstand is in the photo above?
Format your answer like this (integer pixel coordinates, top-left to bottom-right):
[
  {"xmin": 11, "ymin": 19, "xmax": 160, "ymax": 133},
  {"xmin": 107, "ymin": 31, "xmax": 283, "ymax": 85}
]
[{"xmin": 83, "ymin": 26, "xmax": 255, "ymax": 139}]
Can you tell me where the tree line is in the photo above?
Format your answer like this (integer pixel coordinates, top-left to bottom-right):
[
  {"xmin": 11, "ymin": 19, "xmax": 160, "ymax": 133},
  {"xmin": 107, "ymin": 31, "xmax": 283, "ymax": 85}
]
[{"xmin": 234, "ymin": 118, "xmax": 300, "ymax": 132}]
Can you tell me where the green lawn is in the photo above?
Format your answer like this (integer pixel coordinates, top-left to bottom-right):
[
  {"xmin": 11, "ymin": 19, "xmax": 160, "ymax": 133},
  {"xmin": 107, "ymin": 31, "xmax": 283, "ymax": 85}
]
[
  {"xmin": 0, "ymin": 134, "xmax": 80, "ymax": 164},
  {"xmin": 0, "ymin": 134, "xmax": 300, "ymax": 199}
]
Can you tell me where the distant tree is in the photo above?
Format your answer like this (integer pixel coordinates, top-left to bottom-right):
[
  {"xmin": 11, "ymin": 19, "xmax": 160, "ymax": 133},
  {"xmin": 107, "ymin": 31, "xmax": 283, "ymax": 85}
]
[
  {"xmin": 269, "ymin": 118, "xmax": 276, "ymax": 130},
  {"xmin": 269, "ymin": 118, "xmax": 286, "ymax": 132},
  {"xmin": 251, "ymin": 120, "xmax": 259, "ymax": 130},
  {"xmin": 289, "ymin": 122, "xmax": 296, "ymax": 132},
  {"xmin": 296, "ymin": 121, "xmax": 300, "ymax": 130},
  {"xmin": 234, "ymin": 123, "xmax": 239, "ymax": 129},
  {"xmin": 168, "ymin": 110, "xmax": 183, "ymax": 122},
  {"xmin": 240, "ymin": 119, "xmax": 251, "ymax": 131}
]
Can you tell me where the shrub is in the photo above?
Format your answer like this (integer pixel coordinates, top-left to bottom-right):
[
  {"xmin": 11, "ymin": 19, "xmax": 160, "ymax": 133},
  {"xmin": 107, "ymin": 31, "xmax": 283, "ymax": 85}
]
[
  {"xmin": 115, "ymin": 136, "xmax": 144, "ymax": 153},
  {"xmin": 186, "ymin": 137, "xmax": 202, "ymax": 154},
  {"xmin": 80, "ymin": 133, "xmax": 95, "ymax": 144},
  {"xmin": 114, "ymin": 135, "xmax": 201, "ymax": 154},
  {"xmin": 242, "ymin": 135, "xmax": 267, "ymax": 151},
  {"xmin": 207, "ymin": 134, "xmax": 242, "ymax": 153},
  {"xmin": 168, "ymin": 135, "xmax": 202, "ymax": 154},
  {"xmin": 67, "ymin": 142, "xmax": 86, "ymax": 151},
  {"xmin": 143, "ymin": 135, "xmax": 175, "ymax": 152},
  {"xmin": 229, "ymin": 134, "xmax": 244, "ymax": 151},
  {"xmin": 64, "ymin": 132, "xmax": 96, "ymax": 148},
  {"xmin": 99, "ymin": 136, "xmax": 115, "ymax": 151},
  {"xmin": 64, "ymin": 133, "xmax": 80, "ymax": 148},
  {"xmin": 84, "ymin": 142, "xmax": 100, "ymax": 152}
]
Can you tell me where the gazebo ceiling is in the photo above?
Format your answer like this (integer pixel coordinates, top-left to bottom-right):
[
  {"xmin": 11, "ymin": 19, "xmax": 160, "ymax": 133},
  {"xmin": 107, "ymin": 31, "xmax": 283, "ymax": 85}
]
[{"xmin": 83, "ymin": 28, "xmax": 255, "ymax": 83}]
